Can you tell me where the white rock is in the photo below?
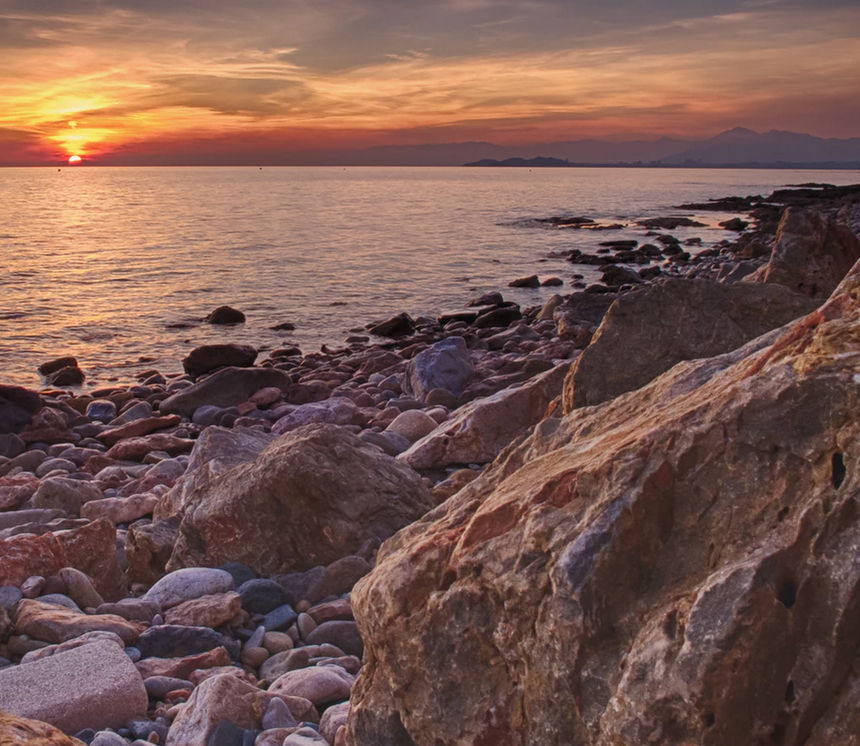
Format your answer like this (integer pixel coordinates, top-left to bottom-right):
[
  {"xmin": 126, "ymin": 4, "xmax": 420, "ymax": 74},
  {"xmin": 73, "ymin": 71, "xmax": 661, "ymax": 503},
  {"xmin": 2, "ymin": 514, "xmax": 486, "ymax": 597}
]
[{"xmin": 143, "ymin": 567, "xmax": 235, "ymax": 610}]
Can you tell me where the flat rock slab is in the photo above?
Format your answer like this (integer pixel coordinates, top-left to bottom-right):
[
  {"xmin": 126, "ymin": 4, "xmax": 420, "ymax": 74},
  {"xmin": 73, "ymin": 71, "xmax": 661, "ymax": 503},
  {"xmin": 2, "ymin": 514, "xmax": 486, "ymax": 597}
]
[{"xmin": 0, "ymin": 639, "xmax": 147, "ymax": 734}]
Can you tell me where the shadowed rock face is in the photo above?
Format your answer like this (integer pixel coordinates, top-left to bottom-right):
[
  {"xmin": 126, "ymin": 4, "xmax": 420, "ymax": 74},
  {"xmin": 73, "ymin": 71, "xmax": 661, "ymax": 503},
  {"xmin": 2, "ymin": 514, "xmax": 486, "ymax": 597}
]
[
  {"xmin": 563, "ymin": 278, "xmax": 817, "ymax": 411},
  {"xmin": 347, "ymin": 261, "xmax": 860, "ymax": 746},
  {"xmin": 167, "ymin": 424, "xmax": 434, "ymax": 576},
  {"xmin": 750, "ymin": 206, "xmax": 860, "ymax": 298}
]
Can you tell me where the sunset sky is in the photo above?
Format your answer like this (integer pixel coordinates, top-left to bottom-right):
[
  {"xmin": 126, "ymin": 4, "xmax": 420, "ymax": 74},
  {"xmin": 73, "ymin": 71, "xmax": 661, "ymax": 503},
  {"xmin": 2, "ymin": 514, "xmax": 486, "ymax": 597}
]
[{"xmin": 1, "ymin": 0, "xmax": 859, "ymax": 165}]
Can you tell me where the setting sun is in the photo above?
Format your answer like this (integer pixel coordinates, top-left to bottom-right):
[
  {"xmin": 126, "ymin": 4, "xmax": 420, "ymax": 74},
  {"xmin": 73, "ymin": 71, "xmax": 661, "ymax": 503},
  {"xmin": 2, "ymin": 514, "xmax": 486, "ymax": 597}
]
[{"xmin": 68, "ymin": 155, "xmax": 82, "ymax": 164}]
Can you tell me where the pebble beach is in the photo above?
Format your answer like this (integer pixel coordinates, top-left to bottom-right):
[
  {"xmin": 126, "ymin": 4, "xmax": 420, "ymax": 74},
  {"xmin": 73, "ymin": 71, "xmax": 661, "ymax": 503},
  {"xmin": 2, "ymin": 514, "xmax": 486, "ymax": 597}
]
[{"xmin": 0, "ymin": 181, "xmax": 858, "ymax": 745}]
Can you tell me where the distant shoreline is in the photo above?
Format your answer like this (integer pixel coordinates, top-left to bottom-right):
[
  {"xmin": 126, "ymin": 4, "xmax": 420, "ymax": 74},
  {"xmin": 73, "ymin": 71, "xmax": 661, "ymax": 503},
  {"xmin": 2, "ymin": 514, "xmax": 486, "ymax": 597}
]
[
  {"xmin": 3, "ymin": 162, "xmax": 860, "ymax": 169},
  {"xmin": 464, "ymin": 157, "xmax": 860, "ymax": 170}
]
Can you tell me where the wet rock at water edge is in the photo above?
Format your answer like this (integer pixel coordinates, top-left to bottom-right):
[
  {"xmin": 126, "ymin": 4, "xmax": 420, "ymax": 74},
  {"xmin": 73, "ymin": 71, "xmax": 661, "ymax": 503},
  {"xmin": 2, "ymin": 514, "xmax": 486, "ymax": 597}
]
[
  {"xmin": 367, "ymin": 312, "xmax": 415, "ymax": 338},
  {"xmin": 47, "ymin": 365, "xmax": 86, "ymax": 387},
  {"xmin": 205, "ymin": 306, "xmax": 246, "ymax": 324},
  {"xmin": 508, "ymin": 274, "xmax": 540, "ymax": 288},
  {"xmin": 183, "ymin": 344, "xmax": 258, "ymax": 379},
  {"xmin": 37, "ymin": 356, "xmax": 79, "ymax": 377}
]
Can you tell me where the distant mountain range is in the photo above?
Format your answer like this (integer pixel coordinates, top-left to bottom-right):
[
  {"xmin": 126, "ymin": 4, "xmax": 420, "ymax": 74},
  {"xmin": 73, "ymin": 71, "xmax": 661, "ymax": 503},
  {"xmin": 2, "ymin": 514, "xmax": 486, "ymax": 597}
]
[
  {"xmin": 334, "ymin": 128, "xmax": 860, "ymax": 168},
  {"xmin": 461, "ymin": 128, "xmax": 860, "ymax": 168}
]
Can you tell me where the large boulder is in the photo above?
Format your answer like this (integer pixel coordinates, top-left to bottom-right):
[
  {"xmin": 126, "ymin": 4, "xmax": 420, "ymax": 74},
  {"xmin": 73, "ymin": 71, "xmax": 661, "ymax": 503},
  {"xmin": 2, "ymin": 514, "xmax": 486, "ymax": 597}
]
[
  {"xmin": 347, "ymin": 262, "xmax": 860, "ymax": 745},
  {"xmin": 0, "ymin": 639, "xmax": 147, "ymax": 734},
  {"xmin": 400, "ymin": 363, "xmax": 569, "ymax": 471},
  {"xmin": 563, "ymin": 278, "xmax": 818, "ymax": 410},
  {"xmin": 182, "ymin": 344, "xmax": 257, "ymax": 379},
  {"xmin": 166, "ymin": 424, "xmax": 433, "ymax": 575},
  {"xmin": 403, "ymin": 337, "xmax": 473, "ymax": 400},
  {"xmin": 155, "ymin": 426, "xmax": 275, "ymax": 521},
  {"xmin": 748, "ymin": 206, "xmax": 860, "ymax": 298},
  {"xmin": 158, "ymin": 367, "xmax": 293, "ymax": 418}
]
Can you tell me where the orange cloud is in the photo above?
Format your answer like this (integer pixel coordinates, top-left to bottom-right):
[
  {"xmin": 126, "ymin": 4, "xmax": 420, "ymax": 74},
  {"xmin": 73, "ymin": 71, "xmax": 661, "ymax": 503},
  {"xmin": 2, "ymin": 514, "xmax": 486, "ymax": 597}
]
[{"xmin": 0, "ymin": 2, "xmax": 857, "ymax": 164}]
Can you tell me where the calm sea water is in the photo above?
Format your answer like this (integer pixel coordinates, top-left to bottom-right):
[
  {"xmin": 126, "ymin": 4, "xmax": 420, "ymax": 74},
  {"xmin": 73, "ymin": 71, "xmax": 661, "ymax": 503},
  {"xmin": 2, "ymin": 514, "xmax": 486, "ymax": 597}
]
[{"xmin": 1, "ymin": 166, "xmax": 857, "ymax": 390}]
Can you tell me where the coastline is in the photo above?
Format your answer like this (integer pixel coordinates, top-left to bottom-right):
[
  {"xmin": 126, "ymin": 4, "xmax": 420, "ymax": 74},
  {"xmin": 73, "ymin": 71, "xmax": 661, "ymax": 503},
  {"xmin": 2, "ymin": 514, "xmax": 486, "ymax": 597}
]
[{"xmin": 0, "ymin": 181, "xmax": 858, "ymax": 743}]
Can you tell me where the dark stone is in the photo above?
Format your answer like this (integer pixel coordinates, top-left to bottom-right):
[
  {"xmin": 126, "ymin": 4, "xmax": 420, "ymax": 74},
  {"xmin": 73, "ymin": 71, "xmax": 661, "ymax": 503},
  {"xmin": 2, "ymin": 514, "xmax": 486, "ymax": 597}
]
[
  {"xmin": 207, "ymin": 720, "xmax": 245, "ymax": 746},
  {"xmin": 508, "ymin": 275, "xmax": 540, "ymax": 288},
  {"xmin": 466, "ymin": 291, "xmax": 504, "ymax": 307},
  {"xmin": 601, "ymin": 265, "xmax": 642, "ymax": 287},
  {"xmin": 0, "ymin": 433, "xmax": 25, "ymax": 459},
  {"xmin": 183, "ymin": 344, "xmax": 257, "ymax": 378},
  {"xmin": 205, "ymin": 306, "xmax": 246, "ymax": 325},
  {"xmin": 0, "ymin": 385, "xmax": 44, "ymax": 435},
  {"xmin": 438, "ymin": 310, "xmax": 479, "ymax": 326},
  {"xmin": 270, "ymin": 322, "xmax": 296, "ymax": 331},
  {"xmin": 306, "ymin": 620, "xmax": 364, "ymax": 658},
  {"xmin": 47, "ymin": 366, "xmax": 85, "ymax": 386},
  {"xmin": 237, "ymin": 578, "xmax": 288, "ymax": 614},
  {"xmin": 474, "ymin": 305, "xmax": 522, "ymax": 329},
  {"xmin": 136, "ymin": 625, "xmax": 240, "ymax": 660},
  {"xmin": 368, "ymin": 313, "xmax": 415, "ymax": 338},
  {"xmin": 219, "ymin": 562, "xmax": 257, "ymax": 588},
  {"xmin": 308, "ymin": 555, "xmax": 372, "ymax": 603},
  {"xmin": 38, "ymin": 356, "xmax": 78, "ymax": 376},
  {"xmin": 262, "ymin": 603, "xmax": 298, "ymax": 632},
  {"xmin": 637, "ymin": 216, "xmax": 706, "ymax": 229},
  {"xmin": 719, "ymin": 217, "xmax": 749, "ymax": 231},
  {"xmin": 274, "ymin": 566, "xmax": 326, "ymax": 606},
  {"xmin": 143, "ymin": 675, "xmax": 195, "ymax": 700},
  {"xmin": 599, "ymin": 240, "xmax": 638, "ymax": 249}
]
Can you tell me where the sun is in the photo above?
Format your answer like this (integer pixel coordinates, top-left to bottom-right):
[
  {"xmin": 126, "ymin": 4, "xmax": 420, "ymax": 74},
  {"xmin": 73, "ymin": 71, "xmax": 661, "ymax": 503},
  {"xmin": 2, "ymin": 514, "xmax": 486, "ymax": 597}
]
[{"xmin": 68, "ymin": 155, "xmax": 82, "ymax": 164}]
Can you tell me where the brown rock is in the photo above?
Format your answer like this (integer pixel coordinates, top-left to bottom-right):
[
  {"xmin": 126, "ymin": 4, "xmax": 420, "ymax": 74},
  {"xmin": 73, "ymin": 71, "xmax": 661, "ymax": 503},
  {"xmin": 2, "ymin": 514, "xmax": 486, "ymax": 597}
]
[
  {"xmin": 0, "ymin": 710, "xmax": 86, "ymax": 745},
  {"xmin": 308, "ymin": 598, "xmax": 353, "ymax": 625},
  {"xmin": 125, "ymin": 516, "xmax": 180, "ymax": 586},
  {"xmin": 563, "ymin": 277, "xmax": 819, "ymax": 410},
  {"xmin": 14, "ymin": 599, "xmax": 145, "ymax": 644},
  {"xmin": 46, "ymin": 366, "xmax": 85, "ymax": 387},
  {"xmin": 55, "ymin": 519, "xmax": 125, "ymax": 600},
  {"xmin": 0, "ymin": 473, "xmax": 40, "ymax": 511},
  {"xmin": 96, "ymin": 415, "xmax": 181, "ymax": 447},
  {"xmin": 749, "ymin": 206, "xmax": 860, "ymax": 298},
  {"xmin": 105, "ymin": 433, "xmax": 194, "ymax": 462},
  {"xmin": 0, "ymin": 519, "xmax": 124, "ymax": 600},
  {"xmin": 165, "ymin": 672, "xmax": 306, "ymax": 746},
  {"xmin": 135, "ymin": 645, "xmax": 232, "ymax": 680},
  {"xmin": 80, "ymin": 493, "xmax": 158, "ymax": 524},
  {"xmin": 154, "ymin": 426, "xmax": 275, "ymax": 522},
  {"xmin": 348, "ymin": 262, "xmax": 860, "ymax": 744},
  {"xmin": 158, "ymin": 367, "xmax": 293, "ymax": 418},
  {"xmin": 182, "ymin": 343, "xmax": 257, "ymax": 378},
  {"xmin": 20, "ymin": 408, "xmax": 72, "ymax": 444},
  {"xmin": 166, "ymin": 424, "xmax": 433, "ymax": 576},
  {"xmin": 164, "ymin": 592, "xmax": 242, "ymax": 628},
  {"xmin": 269, "ymin": 666, "xmax": 355, "ymax": 708}
]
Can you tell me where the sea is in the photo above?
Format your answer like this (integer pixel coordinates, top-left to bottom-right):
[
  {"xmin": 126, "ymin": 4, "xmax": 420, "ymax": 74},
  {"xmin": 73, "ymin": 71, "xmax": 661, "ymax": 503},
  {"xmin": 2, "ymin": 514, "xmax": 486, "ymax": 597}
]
[{"xmin": 1, "ymin": 166, "xmax": 857, "ymax": 390}]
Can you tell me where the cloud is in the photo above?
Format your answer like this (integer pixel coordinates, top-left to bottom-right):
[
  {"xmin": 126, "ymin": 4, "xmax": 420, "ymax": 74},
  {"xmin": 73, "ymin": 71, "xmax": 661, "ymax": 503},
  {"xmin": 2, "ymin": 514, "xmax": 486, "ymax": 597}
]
[{"xmin": 0, "ymin": 0, "xmax": 858, "ymax": 163}]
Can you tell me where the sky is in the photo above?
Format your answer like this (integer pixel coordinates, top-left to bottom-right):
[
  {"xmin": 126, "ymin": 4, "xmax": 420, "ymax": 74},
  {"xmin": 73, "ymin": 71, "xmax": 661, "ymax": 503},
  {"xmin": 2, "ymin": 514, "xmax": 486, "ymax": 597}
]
[{"xmin": 1, "ymin": 0, "xmax": 859, "ymax": 164}]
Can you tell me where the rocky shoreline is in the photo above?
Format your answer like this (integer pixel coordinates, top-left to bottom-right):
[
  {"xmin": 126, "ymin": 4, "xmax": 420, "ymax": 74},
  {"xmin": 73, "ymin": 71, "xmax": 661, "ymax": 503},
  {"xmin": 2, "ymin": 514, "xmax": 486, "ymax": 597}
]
[{"xmin": 0, "ymin": 183, "xmax": 858, "ymax": 745}]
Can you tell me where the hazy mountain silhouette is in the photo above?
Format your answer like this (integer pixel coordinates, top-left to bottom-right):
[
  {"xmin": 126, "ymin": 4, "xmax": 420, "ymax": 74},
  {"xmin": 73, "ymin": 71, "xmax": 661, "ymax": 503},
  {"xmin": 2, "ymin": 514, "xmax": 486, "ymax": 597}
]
[{"xmin": 348, "ymin": 129, "xmax": 860, "ymax": 167}]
